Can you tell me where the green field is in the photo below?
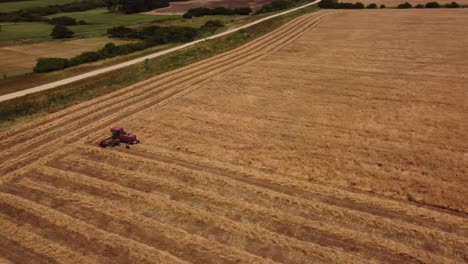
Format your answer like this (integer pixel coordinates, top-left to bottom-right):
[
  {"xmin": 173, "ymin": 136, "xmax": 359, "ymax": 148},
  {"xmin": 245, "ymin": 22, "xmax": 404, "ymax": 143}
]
[
  {"xmin": 0, "ymin": 8, "xmax": 253, "ymax": 42},
  {"xmin": 0, "ymin": 22, "xmax": 53, "ymax": 42},
  {"xmin": 0, "ymin": 0, "xmax": 76, "ymax": 12},
  {"xmin": 47, "ymin": 8, "xmax": 179, "ymax": 37},
  {"xmin": 0, "ymin": 9, "xmax": 179, "ymax": 42}
]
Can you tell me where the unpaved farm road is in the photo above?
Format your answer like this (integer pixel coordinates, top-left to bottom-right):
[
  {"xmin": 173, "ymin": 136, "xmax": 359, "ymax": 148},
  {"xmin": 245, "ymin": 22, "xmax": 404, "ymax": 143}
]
[
  {"xmin": 0, "ymin": 9, "xmax": 467, "ymax": 264},
  {"xmin": 0, "ymin": 0, "xmax": 320, "ymax": 103}
]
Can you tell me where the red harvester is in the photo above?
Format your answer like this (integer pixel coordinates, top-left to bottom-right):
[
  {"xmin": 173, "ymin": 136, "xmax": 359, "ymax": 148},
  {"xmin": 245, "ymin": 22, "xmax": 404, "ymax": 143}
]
[{"xmin": 99, "ymin": 127, "xmax": 140, "ymax": 148}]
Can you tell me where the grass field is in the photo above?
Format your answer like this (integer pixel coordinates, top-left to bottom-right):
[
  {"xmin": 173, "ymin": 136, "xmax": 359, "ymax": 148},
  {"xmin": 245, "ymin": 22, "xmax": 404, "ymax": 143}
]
[
  {"xmin": 0, "ymin": 22, "xmax": 54, "ymax": 42},
  {"xmin": 0, "ymin": 9, "xmax": 178, "ymax": 42},
  {"xmin": 47, "ymin": 8, "xmax": 179, "ymax": 37},
  {"xmin": 0, "ymin": 9, "xmax": 467, "ymax": 263},
  {"xmin": 0, "ymin": 0, "xmax": 76, "ymax": 12}
]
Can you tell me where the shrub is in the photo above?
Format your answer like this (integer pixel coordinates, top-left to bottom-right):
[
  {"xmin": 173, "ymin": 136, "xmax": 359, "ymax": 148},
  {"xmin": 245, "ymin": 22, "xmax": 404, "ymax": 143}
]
[
  {"xmin": 319, "ymin": 0, "xmax": 370, "ymax": 9},
  {"xmin": 183, "ymin": 6, "xmax": 252, "ymax": 18},
  {"xmin": 397, "ymin": 2, "xmax": 412, "ymax": 8},
  {"xmin": 380, "ymin": 4, "xmax": 386, "ymax": 7},
  {"xmin": 50, "ymin": 25, "xmax": 74, "ymax": 38},
  {"xmin": 415, "ymin": 3, "xmax": 425, "ymax": 7},
  {"xmin": 445, "ymin": 1, "xmax": 460, "ymax": 7},
  {"xmin": 68, "ymin": 51, "xmax": 100, "ymax": 66},
  {"xmin": 425, "ymin": 1, "xmax": 440, "ymax": 7},
  {"xmin": 366, "ymin": 3, "xmax": 377, "ymax": 8},
  {"xmin": 200, "ymin": 20, "xmax": 224, "ymax": 33},
  {"xmin": 354, "ymin": 2, "xmax": 365, "ymax": 8},
  {"xmin": 33, "ymin": 58, "xmax": 69, "ymax": 73},
  {"xmin": 256, "ymin": 0, "xmax": 294, "ymax": 13},
  {"xmin": 107, "ymin": 26, "xmax": 138, "ymax": 38},
  {"xmin": 49, "ymin": 16, "xmax": 77, "ymax": 25},
  {"xmin": 233, "ymin": 7, "xmax": 252, "ymax": 15},
  {"xmin": 144, "ymin": 26, "xmax": 198, "ymax": 45},
  {"xmin": 109, "ymin": 0, "xmax": 170, "ymax": 14},
  {"xmin": 319, "ymin": 0, "xmax": 339, "ymax": 8}
]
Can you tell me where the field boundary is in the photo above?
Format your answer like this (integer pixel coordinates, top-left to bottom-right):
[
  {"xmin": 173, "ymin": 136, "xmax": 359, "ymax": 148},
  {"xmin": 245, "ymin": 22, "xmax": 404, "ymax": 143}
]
[{"xmin": 0, "ymin": 0, "xmax": 321, "ymax": 103}]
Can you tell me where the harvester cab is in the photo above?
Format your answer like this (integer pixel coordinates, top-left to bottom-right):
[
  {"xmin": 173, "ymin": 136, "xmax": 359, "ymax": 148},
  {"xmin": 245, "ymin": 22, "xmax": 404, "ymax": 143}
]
[{"xmin": 99, "ymin": 127, "xmax": 140, "ymax": 148}]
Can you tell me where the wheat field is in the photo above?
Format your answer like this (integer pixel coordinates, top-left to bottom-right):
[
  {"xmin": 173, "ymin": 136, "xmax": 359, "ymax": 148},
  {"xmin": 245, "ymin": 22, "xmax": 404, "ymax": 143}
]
[{"xmin": 0, "ymin": 9, "xmax": 467, "ymax": 263}]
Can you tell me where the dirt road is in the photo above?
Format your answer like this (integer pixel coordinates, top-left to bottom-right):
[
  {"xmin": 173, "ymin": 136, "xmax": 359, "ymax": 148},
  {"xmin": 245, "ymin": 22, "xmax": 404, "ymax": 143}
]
[{"xmin": 0, "ymin": 9, "xmax": 467, "ymax": 264}]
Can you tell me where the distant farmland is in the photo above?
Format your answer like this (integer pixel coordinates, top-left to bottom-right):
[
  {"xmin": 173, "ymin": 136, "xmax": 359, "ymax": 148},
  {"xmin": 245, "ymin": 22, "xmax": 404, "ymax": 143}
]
[{"xmin": 148, "ymin": 0, "xmax": 273, "ymax": 14}]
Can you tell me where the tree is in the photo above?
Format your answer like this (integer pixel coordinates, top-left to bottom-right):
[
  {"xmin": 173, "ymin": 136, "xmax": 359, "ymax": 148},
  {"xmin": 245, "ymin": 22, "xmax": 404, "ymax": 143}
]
[
  {"xmin": 397, "ymin": 2, "xmax": 412, "ymax": 8},
  {"xmin": 380, "ymin": 4, "xmax": 386, "ymax": 8},
  {"xmin": 200, "ymin": 20, "xmax": 224, "ymax": 34},
  {"xmin": 425, "ymin": 1, "xmax": 440, "ymax": 7},
  {"xmin": 353, "ymin": 2, "xmax": 365, "ymax": 8},
  {"xmin": 445, "ymin": 1, "xmax": 460, "ymax": 7},
  {"xmin": 33, "ymin": 58, "xmax": 69, "ymax": 73},
  {"xmin": 49, "ymin": 16, "xmax": 77, "ymax": 25},
  {"xmin": 51, "ymin": 25, "xmax": 74, "ymax": 38},
  {"xmin": 366, "ymin": 3, "xmax": 377, "ymax": 8}
]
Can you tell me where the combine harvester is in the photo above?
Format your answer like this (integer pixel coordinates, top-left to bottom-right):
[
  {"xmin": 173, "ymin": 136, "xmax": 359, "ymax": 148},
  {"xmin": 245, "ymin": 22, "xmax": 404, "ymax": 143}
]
[{"xmin": 99, "ymin": 127, "xmax": 140, "ymax": 149}]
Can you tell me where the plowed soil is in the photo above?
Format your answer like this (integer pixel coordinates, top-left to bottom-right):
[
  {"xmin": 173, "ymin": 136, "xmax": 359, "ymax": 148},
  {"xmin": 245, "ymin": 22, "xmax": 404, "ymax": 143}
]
[
  {"xmin": 147, "ymin": 0, "xmax": 273, "ymax": 14},
  {"xmin": 0, "ymin": 9, "xmax": 467, "ymax": 264}
]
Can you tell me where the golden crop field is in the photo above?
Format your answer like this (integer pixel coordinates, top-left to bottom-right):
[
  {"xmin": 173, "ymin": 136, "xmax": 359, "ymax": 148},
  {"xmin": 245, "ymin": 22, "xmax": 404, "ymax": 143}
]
[{"xmin": 0, "ymin": 9, "xmax": 467, "ymax": 263}]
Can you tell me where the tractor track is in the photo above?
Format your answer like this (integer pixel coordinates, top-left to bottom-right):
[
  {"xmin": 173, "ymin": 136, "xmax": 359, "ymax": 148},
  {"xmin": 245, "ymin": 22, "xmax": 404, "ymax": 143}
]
[{"xmin": 0, "ymin": 12, "xmax": 334, "ymax": 179}]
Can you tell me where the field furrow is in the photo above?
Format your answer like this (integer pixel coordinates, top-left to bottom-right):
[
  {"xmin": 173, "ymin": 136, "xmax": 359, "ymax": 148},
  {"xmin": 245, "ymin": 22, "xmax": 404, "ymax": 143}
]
[
  {"xmin": 101, "ymin": 144, "xmax": 468, "ymax": 234},
  {"xmin": 7, "ymin": 178, "xmax": 276, "ymax": 264},
  {"xmin": 54, "ymin": 153, "xmax": 463, "ymax": 263},
  {"xmin": 0, "ymin": 217, "xmax": 96, "ymax": 264},
  {"xmin": 27, "ymin": 164, "xmax": 375, "ymax": 264},
  {"xmin": 61, "ymin": 148, "xmax": 468, "ymax": 262},
  {"xmin": 0, "ymin": 192, "xmax": 188, "ymax": 264}
]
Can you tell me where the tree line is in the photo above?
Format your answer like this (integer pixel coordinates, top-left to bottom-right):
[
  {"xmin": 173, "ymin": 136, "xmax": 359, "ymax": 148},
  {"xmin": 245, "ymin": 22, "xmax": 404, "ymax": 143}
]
[
  {"xmin": 182, "ymin": 7, "xmax": 252, "ymax": 19},
  {"xmin": 0, "ymin": 0, "xmax": 105, "ymax": 22},
  {"xmin": 34, "ymin": 21, "xmax": 224, "ymax": 73},
  {"xmin": 398, "ymin": 1, "xmax": 460, "ymax": 8},
  {"xmin": 104, "ymin": 0, "xmax": 178, "ymax": 13}
]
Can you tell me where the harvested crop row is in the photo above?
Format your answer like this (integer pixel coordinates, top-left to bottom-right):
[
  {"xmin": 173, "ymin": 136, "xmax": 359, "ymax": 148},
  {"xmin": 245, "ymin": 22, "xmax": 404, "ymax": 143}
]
[
  {"xmin": 25, "ymin": 165, "xmax": 373, "ymax": 264},
  {"xmin": 100, "ymin": 143, "xmax": 468, "ymax": 235},
  {"xmin": 0, "ymin": 218, "xmax": 94, "ymax": 264},
  {"xmin": 61, "ymin": 148, "xmax": 468, "ymax": 262},
  {"xmin": 55, "ymin": 153, "xmax": 462, "ymax": 264},
  {"xmin": 0, "ymin": 192, "xmax": 189, "ymax": 264}
]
